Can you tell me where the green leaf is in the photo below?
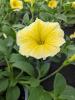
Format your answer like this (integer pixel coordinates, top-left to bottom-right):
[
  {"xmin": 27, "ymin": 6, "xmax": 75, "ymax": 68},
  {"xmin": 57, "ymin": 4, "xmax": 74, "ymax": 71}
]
[
  {"xmin": 5, "ymin": 37, "xmax": 14, "ymax": 47},
  {"xmin": 66, "ymin": 14, "xmax": 75, "ymax": 18},
  {"xmin": 59, "ymin": 86, "xmax": 75, "ymax": 100},
  {"xmin": 29, "ymin": 78, "xmax": 40, "ymax": 87},
  {"xmin": 13, "ymin": 61, "xmax": 34, "ymax": 76},
  {"xmin": 39, "ymin": 12, "xmax": 51, "ymax": 21},
  {"xmin": 66, "ymin": 45, "xmax": 75, "ymax": 58},
  {"xmin": 28, "ymin": 87, "xmax": 52, "ymax": 100},
  {"xmin": 13, "ymin": 24, "xmax": 24, "ymax": 30},
  {"xmin": 0, "ymin": 78, "xmax": 9, "ymax": 92},
  {"xmin": 10, "ymin": 53, "xmax": 26, "ymax": 62},
  {"xmin": 67, "ymin": 18, "xmax": 75, "ymax": 25},
  {"xmin": 40, "ymin": 63, "xmax": 50, "ymax": 77},
  {"xmin": 0, "ymin": 39, "xmax": 9, "ymax": 57},
  {"xmin": 22, "ymin": 13, "xmax": 30, "ymax": 25},
  {"xmin": 55, "ymin": 14, "xmax": 67, "ymax": 22},
  {"xmin": 40, "ymin": 92, "xmax": 52, "ymax": 100},
  {"xmin": 10, "ymin": 53, "xmax": 34, "ymax": 76},
  {"xmin": 54, "ymin": 73, "xmax": 66, "ymax": 97},
  {"xmin": 0, "ymin": 70, "xmax": 8, "ymax": 79},
  {"xmin": 6, "ymin": 86, "xmax": 20, "ymax": 100},
  {"xmin": 2, "ymin": 24, "xmax": 16, "ymax": 39}
]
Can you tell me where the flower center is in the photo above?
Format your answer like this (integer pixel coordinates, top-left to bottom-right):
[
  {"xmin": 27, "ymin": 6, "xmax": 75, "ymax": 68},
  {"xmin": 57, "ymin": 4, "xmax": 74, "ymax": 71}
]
[
  {"xmin": 13, "ymin": 1, "xmax": 18, "ymax": 7},
  {"xmin": 37, "ymin": 39, "xmax": 45, "ymax": 45}
]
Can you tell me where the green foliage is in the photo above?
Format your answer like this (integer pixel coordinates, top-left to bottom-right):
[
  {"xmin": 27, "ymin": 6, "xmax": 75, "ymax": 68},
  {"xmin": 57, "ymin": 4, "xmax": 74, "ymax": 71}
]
[
  {"xmin": 28, "ymin": 78, "xmax": 40, "ymax": 87},
  {"xmin": 0, "ymin": 0, "xmax": 75, "ymax": 100},
  {"xmin": 28, "ymin": 87, "xmax": 52, "ymax": 100},
  {"xmin": 6, "ymin": 86, "xmax": 20, "ymax": 100},
  {"xmin": 0, "ymin": 78, "xmax": 9, "ymax": 92},
  {"xmin": 2, "ymin": 24, "xmax": 16, "ymax": 39},
  {"xmin": 0, "ymin": 39, "xmax": 10, "ymax": 57},
  {"xmin": 22, "ymin": 13, "xmax": 30, "ymax": 25},
  {"xmin": 10, "ymin": 53, "xmax": 34, "ymax": 76},
  {"xmin": 52, "ymin": 73, "xmax": 75, "ymax": 100},
  {"xmin": 59, "ymin": 86, "xmax": 75, "ymax": 100},
  {"xmin": 12, "ymin": 61, "xmax": 34, "ymax": 76},
  {"xmin": 40, "ymin": 63, "xmax": 50, "ymax": 77},
  {"xmin": 54, "ymin": 73, "xmax": 67, "ymax": 97}
]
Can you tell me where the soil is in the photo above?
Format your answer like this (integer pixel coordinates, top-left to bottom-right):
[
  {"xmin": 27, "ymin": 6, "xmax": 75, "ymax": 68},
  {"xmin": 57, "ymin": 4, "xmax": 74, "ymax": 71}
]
[{"xmin": 63, "ymin": 24, "xmax": 75, "ymax": 35}]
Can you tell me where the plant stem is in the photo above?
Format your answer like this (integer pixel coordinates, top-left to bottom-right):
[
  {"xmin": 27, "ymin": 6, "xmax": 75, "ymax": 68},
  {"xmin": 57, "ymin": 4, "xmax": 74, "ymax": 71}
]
[
  {"xmin": 4, "ymin": 56, "xmax": 13, "ymax": 80},
  {"xmin": 40, "ymin": 64, "xmax": 64, "ymax": 82},
  {"xmin": 4, "ymin": 56, "xmax": 11, "ymax": 72},
  {"xmin": 16, "ymin": 70, "xmax": 23, "ymax": 79},
  {"xmin": 19, "ymin": 81, "xmax": 30, "ymax": 85},
  {"xmin": 30, "ymin": 3, "xmax": 34, "ymax": 22},
  {"xmin": 36, "ymin": 60, "xmax": 40, "ymax": 79}
]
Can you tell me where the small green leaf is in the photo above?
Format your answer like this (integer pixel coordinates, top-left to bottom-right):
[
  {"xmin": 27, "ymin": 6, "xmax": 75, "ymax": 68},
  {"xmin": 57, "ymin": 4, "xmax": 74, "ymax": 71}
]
[
  {"xmin": 54, "ymin": 73, "xmax": 66, "ymax": 97},
  {"xmin": 55, "ymin": 14, "xmax": 67, "ymax": 22},
  {"xmin": 59, "ymin": 86, "xmax": 75, "ymax": 100},
  {"xmin": 40, "ymin": 92, "xmax": 52, "ymax": 100},
  {"xmin": 6, "ymin": 86, "xmax": 20, "ymax": 100},
  {"xmin": 67, "ymin": 18, "xmax": 75, "ymax": 25},
  {"xmin": 5, "ymin": 37, "xmax": 14, "ymax": 47},
  {"xmin": 66, "ymin": 45, "xmax": 75, "ymax": 58},
  {"xmin": 0, "ymin": 78, "xmax": 9, "ymax": 92},
  {"xmin": 13, "ymin": 61, "xmax": 34, "ymax": 76},
  {"xmin": 39, "ymin": 12, "xmax": 51, "ymax": 21},
  {"xmin": 22, "ymin": 13, "xmax": 30, "ymax": 25},
  {"xmin": 28, "ymin": 87, "xmax": 52, "ymax": 100},
  {"xmin": 10, "ymin": 53, "xmax": 26, "ymax": 62},
  {"xmin": 2, "ymin": 24, "xmax": 16, "ymax": 39},
  {"xmin": 13, "ymin": 24, "xmax": 24, "ymax": 30},
  {"xmin": 28, "ymin": 87, "xmax": 42, "ymax": 100},
  {"xmin": 0, "ymin": 39, "xmax": 9, "ymax": 57},
  {"xmin": 10, "ymin": 53, "xmax": 34, "ymax": 76},
  {"xmin": 29, "ymin": 78, "xmax": 40, "ymax": 87},
  {"xmin": 0, "ymin": 70, "xmax": 8, "ymax": 79},
  {"xmin": 40, "ymin": 63, "xmax": 50, "ymax": 77}
]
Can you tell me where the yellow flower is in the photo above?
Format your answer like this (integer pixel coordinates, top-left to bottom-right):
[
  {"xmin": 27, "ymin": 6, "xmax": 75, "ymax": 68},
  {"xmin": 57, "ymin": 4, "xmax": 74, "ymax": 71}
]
[
  {"xmin": 48, "ymin": 0, "xmax": 58, "ymax": 9},
  {"xmin": 72, "ymin": 2, "xmax": 75, "ymax": 8},
  {"xmin": 70, "ymin": 32, "xmax": 75, "ymax": 39},
  {"xmin": 17, "ymin": 19, "xmax": 65, "ymax": 59},
  {"xmin": 10, "ymin": 0, "xmax": 23, "ymax": 11}
]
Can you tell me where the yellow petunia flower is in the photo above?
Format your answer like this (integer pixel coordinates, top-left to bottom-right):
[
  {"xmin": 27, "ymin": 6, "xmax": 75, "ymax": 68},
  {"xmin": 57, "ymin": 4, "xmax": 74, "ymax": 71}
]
[
  {"xmin": 72, "ymin": 2, "xmax": 75, "ymax": 8},
  {"xmin": 10, "ymin": 0, "xmax": 23, "ymax": 11},
  {"xmin": 70, "ymin": 32, "xmax": 75, "ymax": 39},
  {"xmin": 48, "ymin": 0, "xmax": 58, "ymax": 9},
  {"xmin": 17, "ymin": 19, "xmax": 65, "ymax": 59}
]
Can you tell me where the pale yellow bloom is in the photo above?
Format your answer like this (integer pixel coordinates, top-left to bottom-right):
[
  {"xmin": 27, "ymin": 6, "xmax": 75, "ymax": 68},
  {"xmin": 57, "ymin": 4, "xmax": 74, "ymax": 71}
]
[
  {"xmin": 70, "ymin": 32, "xmax": 75, "ymax": 39},
  {"xmin": 17, "ymin": 19, "xmax": 65, "ymax": 59},
  {"xmin": 48, "ymin": 0, "xmax": 58, "ymax": 9},
  {"xmin": 72, "ymin": 2, "xmax": 75, "ymax": 8},
  {"xmin": 10, "ymin": 0, "xmax": 23, "ymax": 10}
]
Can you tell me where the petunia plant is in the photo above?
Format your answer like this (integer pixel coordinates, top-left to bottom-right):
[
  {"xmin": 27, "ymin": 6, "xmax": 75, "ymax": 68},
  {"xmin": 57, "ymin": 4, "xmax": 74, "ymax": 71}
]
[{"xmin": 0, "ymin": 0, "xmax": 75, "ymax": 100}]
